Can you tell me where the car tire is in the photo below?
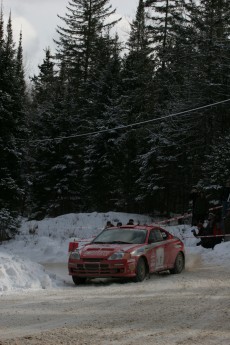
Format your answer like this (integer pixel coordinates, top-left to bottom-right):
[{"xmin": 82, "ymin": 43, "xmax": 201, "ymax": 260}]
[
  {"xmin": 133, "ymin": 257, "xmax": 147, "ymax": 282},
  {"xmin": 72, "ymin": 276, "xmax": 87, "ymax": 285},
  {"xmin": 170, "ymin": 252, "xmax": 185, "ymax": 274}
]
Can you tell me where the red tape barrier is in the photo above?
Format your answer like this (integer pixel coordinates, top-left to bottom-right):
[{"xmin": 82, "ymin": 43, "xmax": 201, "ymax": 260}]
[
  {"xmin": 156, "ymin": 213, "xmax": 191, "ymax": 224},
  {"xmin": 156, "ymin": 205, "xmax": 223, "ymax": 225},
  {"xmin": 187, "ymin": 234, "xmax": 228, "ymax": 238}
]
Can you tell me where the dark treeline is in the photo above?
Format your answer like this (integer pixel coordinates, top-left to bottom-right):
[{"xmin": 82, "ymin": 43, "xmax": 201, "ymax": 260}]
[{"xmin": 1, "ymin": 0, "xmax": 230, "ymax": 231}]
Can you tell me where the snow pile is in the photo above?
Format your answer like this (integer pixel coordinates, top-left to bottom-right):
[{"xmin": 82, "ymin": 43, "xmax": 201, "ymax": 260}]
[
  {"xmin": 0, "ymin": 252, "xmax": 59, "ymax": 293},
  {"xmin": 200, "ymin": 241, "xmax": 230, "ymax": 265},
  {"xmin": 0, "ymin": 211, "xmax": 229, "ymax": 294},
  {"xmin": 19, "ymin": 211, "xmax": 155, "ymax": 239}
]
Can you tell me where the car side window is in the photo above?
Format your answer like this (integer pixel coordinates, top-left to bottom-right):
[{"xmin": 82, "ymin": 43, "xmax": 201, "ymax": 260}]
[{"xmin": 148, "ymin": 229, "xmax": 163, "ymax": 243}]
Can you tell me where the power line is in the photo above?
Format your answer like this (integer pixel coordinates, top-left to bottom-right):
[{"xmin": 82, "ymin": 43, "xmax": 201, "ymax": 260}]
[{"xmin": 31, "ymin": 98, "xmax": 230, "ymax": 143}]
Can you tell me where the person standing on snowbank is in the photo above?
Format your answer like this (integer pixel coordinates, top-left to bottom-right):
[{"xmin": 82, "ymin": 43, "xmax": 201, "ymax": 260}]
[
  {"xmin": 223, "ymin": 208, "xmax": 230, "ymax": 242},
  {"xmin": 192, "ymin": 213, "xmax": 223, "ymax": 249},
  {"xmin": 190, "ymin": 188, "xmax": 209, "ymax": 226},
  {"xmin": 192, "ymin": 222, "xmax": 213, "ymax": 249},
  {"xmin": 221, "ymin": 179, "xmax": 230, "ymax": 218}
]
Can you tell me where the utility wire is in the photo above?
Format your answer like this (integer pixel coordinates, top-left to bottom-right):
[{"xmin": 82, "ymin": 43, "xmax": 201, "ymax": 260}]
[{"xmin": 31, "ymin": 98, "xmax": 230, "ymax": 143}]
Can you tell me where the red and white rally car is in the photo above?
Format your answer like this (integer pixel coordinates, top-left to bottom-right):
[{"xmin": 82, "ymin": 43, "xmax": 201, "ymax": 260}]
[{"xmin": 68, "ymin": 224, "xmax": 185, "ymax": 285}]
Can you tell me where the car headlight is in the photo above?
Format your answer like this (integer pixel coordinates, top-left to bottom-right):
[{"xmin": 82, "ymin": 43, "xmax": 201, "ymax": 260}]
[
  {"xmin": 108, "ymin": 251, "xmax": 131, "ymax": 260},
  {"xmin": 131, "ymin": 247, "xmax": 145, "ymax": 255},
  {"xmin": 69, "ymin": 249, "xmax": 80, "ymax": 260}
]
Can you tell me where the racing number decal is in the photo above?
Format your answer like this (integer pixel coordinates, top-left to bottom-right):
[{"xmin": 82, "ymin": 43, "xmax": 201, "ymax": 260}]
[{"xmin": 155, "ymin": 247, "xmax": 164, "ymax": 269}]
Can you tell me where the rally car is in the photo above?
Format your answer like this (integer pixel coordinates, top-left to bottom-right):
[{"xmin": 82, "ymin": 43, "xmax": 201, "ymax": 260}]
[{"xmin": 68, "ymin": 224, "xmax": 185, "ymax": 285}]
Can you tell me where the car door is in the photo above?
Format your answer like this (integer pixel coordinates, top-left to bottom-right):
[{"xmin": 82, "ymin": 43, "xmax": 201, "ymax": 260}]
[
  {"xmin": 159, "ymin": 229, "xmax": 174, "ymax": 268},
  {"xmin": 146, "ymin": 229, "xmax": 166, "ymax": 272}
]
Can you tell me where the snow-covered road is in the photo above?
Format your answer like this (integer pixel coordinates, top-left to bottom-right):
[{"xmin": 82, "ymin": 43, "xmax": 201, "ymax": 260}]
[{"xmin": 0, "ymin": 254, "xmax": 229, "ymax": 345}]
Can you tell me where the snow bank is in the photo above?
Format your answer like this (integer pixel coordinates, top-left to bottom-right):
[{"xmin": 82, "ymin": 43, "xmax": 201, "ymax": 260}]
[{"xmin": 0, "ymin": 252, "xmax": 60, "ymax": 293}]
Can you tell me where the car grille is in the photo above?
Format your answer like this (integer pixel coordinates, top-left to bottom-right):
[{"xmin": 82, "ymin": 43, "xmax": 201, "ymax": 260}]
[
  {"xmin": 70, "ymin": 261, "xmax": 124, "ymax": 275},
  {"xmin": 82, "ymin": 258, "xmax": 104, "ymax": 262}
]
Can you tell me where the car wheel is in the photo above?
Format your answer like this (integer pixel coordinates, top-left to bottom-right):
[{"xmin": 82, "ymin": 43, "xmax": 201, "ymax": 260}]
[
  {"xmin": 133, "ymin": 257, "xmax": 147, "ymax": 282},
  {"xmin": 170, "ymin": 252, "xmax": 185, "ymax": 274},
  {"xmin": 72, "ymin": 276, "xmax": 87, "ymax": 285}
]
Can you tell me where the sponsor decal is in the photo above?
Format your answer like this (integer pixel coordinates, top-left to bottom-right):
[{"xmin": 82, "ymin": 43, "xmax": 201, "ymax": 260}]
[{"xmin": 155, "ymin": 247, "xmax": 164, "ymax": 269}]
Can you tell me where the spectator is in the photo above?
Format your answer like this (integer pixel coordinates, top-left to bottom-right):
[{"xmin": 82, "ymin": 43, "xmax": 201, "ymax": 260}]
[
  {"xmin": 117, "ymin": 222, "xmax": 122, "ymax": 226},
  {"xmin": 105, "ymin": 221, "xmax": 114, "ymax": 228},
  {"xmin": 192, "ymin": 213, "xmax": 223, "ymax": 249},
  {"xmin": 221, "ymin": 179, "xmax": 230, "ymax": 218},
  {"xmin": 192, "ymin": 223, "xmax": 210, "ymax": 248},
  {"xmin": 205, "ymin": 213, "xmax": 223, "ymax": 248},
  {"xmin": 223, "ymin": 208, "xmax": 230, "ymax": 242},
  {"xmin": 127, "ymin": 219, "xmax": 134, "ymax": 225},
  {"xmin": 190, "ymin": 188, "xmax": 209, "ymax": 226},
  {"xmin": 192, "ymin": 222, "xmax": 213, "ymax": 249}
]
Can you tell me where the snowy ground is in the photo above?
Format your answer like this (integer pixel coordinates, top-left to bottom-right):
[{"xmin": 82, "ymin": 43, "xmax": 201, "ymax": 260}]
[{"xmin": 0, "ymin": 212, "xmax": 229, "ymax": 344}]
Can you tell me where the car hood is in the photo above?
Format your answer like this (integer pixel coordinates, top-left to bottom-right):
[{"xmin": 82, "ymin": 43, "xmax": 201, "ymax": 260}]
[{"xmin": 80, "ymin": 243, "xmax": 142, "ymax": 259}]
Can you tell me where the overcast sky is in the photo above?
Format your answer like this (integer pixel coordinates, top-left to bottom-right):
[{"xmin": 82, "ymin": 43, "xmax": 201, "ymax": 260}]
[{"xmin": 3, "ymin": 0, "xmax": 139, "ymax": 76}]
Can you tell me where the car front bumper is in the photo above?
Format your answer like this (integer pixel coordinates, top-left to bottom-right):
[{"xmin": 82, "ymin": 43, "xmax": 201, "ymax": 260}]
[{"xmin": 68, "ymin": 258, "xmax": 137, "ymax": 278}]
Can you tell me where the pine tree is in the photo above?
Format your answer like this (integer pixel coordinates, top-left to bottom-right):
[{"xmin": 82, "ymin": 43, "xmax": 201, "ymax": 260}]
[
  {"xmin": 183, "ymin": 0, "xmax": 230, "ymax": 137},
  {"xmin": 118, "ymin": 0, "xmax": 155, "ymax": 212},
  {"xmin": 0, "ymin": 11, "xmax": 27, "ymax": 225},
  {"xmin": 33, "ymin": 0, "xmax": 123, "ymax": 215},
  {"xmin": 83, "ymin": 36, "xmax": 124, "ymax": 211},
  {"xmin": 200, "ymin": 133, "xmax": 230, "ymax": 204},
  {"xmin": 0, "ymin": 5, "xmax": 4, "ymax": 54},
  {"xmin": 123, "ymin": 0, "xmax": 154, "ymax": 119},
  {"xmin": 0, "ymin": 13, "xmax": 18, "ymax": 212},
  {"xmin": 29, "ymin": 48, "xmax": 66, "ymax": 218},
  {"xmin": 30, "ymin": 47, "xmax": 89, "ymax": 218},
  {"xmin": 54, "ymin": 0, "xmax": 121, "ymax": 133},
  {"xmin": 55, "ymin": 0, "xmax": 119, "ymax": 81},
  {"xmin": 169, "ymin": 0, "xmax": 230, "ymax": 199},
  {"xmin": 134, "ymin": 2, "xmax": 189, "ymax": 212}
]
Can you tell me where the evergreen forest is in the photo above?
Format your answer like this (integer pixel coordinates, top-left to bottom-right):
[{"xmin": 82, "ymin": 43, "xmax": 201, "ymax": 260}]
[{"xmin": 1, "ymin": 0, "xmax": 230, "ymax": 232}]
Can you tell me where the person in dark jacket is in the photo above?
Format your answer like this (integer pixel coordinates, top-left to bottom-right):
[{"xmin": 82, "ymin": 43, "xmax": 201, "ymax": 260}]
[
  {"xmin": 221, "ymin": 179, "xmax": 230, "ymax": 218},
  {"xmin": 223, "ymin": 208, "xmax": 230, "ymax": 242},
  {"xmin": 192, "ymin": 222, "xmax": 213, "ymax": 249},
  {"xmin": 190, "ymin": 188, "xmax": 209, "ymax": 226},
  {"xmin": 206, "ymin": 213, "xmax": 223, "ymax": 248},
  {"xmin": 192, "ymin": 213, "xmax": 223, "ymax": 249}
]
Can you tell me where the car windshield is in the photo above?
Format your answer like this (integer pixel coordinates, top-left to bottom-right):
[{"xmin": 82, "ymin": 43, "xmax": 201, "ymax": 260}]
[{"xmin": 92, "ymin": 228, "xmax": 147, "ymax": 244}]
